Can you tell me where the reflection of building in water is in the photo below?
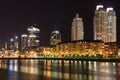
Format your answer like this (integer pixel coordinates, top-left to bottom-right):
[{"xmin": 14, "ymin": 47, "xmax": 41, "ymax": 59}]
[
  {"xmin": 56, "ymin": 40, "xmax": 117, "ymax": 55},
  {"xmin": 89, "ymin": 62, "xmax": 117, "ymax": 80},
  {"xmin": 117, "ymin": 63, "xmax": 120, "ymax": 77}
]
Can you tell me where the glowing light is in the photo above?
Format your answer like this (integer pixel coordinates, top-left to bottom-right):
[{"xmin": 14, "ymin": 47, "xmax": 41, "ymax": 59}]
[
  {"xmin": 107, "ymin": 7, "xmax": 113, "ymax": 12},
  {"xmin": 10, "ymin": 38, "xmax": 14, "ymax": 42},
  {"xmin": 29, "ymin": 34, "xmax": 36, "ymax": 37},
  {"xmin": 96, "ymin": 5, "xmax": 104, "ymax": 10},
  {"xmin": 21, "ymin": 34, "xmax": 28, "ymax": 37},
  {"xmin": 15, "ymin": 36, "xmax": 18, "ymax": 39},
  {"xmin": 28, "ymin": 26, "xmax": 40, "ymax": 32},
  {"xmin": 52, "ymin": 30, "xmax": 60, "ymax": 34},
  {"xmin": 36, "ymin": 40, "xmax": 40, "ymax": 42}
]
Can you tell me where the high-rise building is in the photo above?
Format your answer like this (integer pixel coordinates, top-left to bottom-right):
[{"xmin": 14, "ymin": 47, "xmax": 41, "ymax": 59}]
[
  {"xmin": 27, "ymin": 25, "xmax": 40, "ymax": 47},
  {"xmin": 21, "ymin": 34, "xmax": 28, "ymax": 49},
  {"xmin": 71, "ymin": 13, "xmax": 84, "ymax": 41},
  {"xmin": 94, "ymin": 5, "xmax": 107, "ymax": 42},
  {"xmin": 5, "ymin": 42, "xmax": 8, "ymax": 49},
  {"xmin": 21, "ymin": 25, "xmax": 40, "ymax": 49},
  {"xmin": 94, "ymin": 5, "xmax": 116, "ymax": 42},
  {"xmin": 50, "ymin": 30, "xmax": 61, "ymax": 45},
  {"xmin": 9, "ymin": 38, "xmax": 14, "ymax": 50},
  {"xmin": 106, "ymin": 7, "xmax": 116, "ymax": 42},
  {"xmin": 8, "ymin": 35, "xmax": 19, "ymax": 50},
  {"xmin": 14, "ymin": 35, "xmax": 19, "ymax": 49}
]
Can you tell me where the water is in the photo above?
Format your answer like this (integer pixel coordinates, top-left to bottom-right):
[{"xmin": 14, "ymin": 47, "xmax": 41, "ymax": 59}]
[{"xmin": 0, "ymin": 59, "xmax": 119, "ymax": 80}]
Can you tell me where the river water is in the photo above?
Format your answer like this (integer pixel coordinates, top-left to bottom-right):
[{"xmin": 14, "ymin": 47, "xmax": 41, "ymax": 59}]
[{"xmin": 0, "ymin": 59, "xmax": 119, "ymax": 80}]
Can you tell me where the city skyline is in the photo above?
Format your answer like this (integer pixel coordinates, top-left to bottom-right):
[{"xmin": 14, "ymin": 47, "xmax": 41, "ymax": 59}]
[{"xmin": 0, "ymin": 0, "xmax": 119, "ymax": 48}]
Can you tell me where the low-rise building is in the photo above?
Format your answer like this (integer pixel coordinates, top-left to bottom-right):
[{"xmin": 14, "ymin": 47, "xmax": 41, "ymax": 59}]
[{"xmin": 56, "ymin": 40, "xmax": 118, "ymax": 56}]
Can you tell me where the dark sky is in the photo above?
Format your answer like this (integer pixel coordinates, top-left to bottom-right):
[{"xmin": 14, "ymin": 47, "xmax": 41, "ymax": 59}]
[{"xmin": 0, "ymin": 0, "xmax": 119, "ymax": 48}]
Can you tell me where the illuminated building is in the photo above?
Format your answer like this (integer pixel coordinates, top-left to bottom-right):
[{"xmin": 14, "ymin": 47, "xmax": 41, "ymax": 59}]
[
  {"xmin": 21, "ymin": 25, "xmax": 40, "ymax": 49},
  {"xmin": 14, "ymin": 35, "xmax": 19, "ymax": 49},
  {"xmin": 104, "ymin": 42, "xmax": 117, "ymax": 55},
  {"xmin": 42, "ymin": 47, "xmax": 53, "ymax": 55},
  {"xmin": 21, "ymin": 34, "xmax": 28, "ymax": 49},
  {"xmin": 5, "ymin": 42, "xmax": 8, "ymax": 49},
  {"xmin": 10, "ymin": 38, "xmax": 14, "ymax": 50},
  {"xmin": 71, "ymin": 13, "xmax": 84, "ymax": 41},
  {"xmin": 106, "ymin": 7, "xmax": 116, "ymax": 42},
  {"xmin": 94, "ymin": 5, "xmax": 116, "ymax": 42},
  {"xmin": 27, "ymin": 25, "xmax": 40, "ymax": 47},
  {"xmin": 56, "ymin": 40, "xmax": 117, "ymax": 55},
  {"xmin": 8, "ymin": 35, "xmax": 19, "ymax": 50},
  {"xmin": 94, "ymin": 5, "xmax": 107, "ymax": 42},
  {"xmin": 50, "ymin": 30, "xmax": 61, "ymax": 46}
]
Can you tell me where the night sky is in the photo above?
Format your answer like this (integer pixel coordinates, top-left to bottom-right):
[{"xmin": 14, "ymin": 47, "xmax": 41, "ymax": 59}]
[{"xmin": 0, "ymin": 0, "xmax": 119, "ymax": 48}]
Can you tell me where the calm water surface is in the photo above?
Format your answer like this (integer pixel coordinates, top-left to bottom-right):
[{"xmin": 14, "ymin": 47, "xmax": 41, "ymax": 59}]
[{"xmin": 0, "ymin": 59, "xmax": 120, "ymax": 80}]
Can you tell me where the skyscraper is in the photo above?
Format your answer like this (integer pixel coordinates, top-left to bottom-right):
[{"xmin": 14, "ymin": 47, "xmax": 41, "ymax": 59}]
[
  {"xmin": 14, "ymin": 35, "xmax": 19, "ymax": 49},
  {"xmin": 94, "ymin": 5, "xmax": 107, "ymax": 42},
  {"xmin": 27, "ymin": 25, "xmax": 40, "ymax": 47},
  {"xmin": 10, "ymin": 38, "xmax": 14, "ymax": 50},
  {"xmin": 106, "ymin": 7, "xmax": 116, "ymax": 42},
  {"xmin": 50, "ymin": 30, "xmax": 61, "ymax": 45},
  {"xmin": 71, "ymin": 13, "xmax": 84, "ymax": 41},
  {"xmin": 21, "ymin": 25, "xmax": 40, "ymax": 49},
  {"xmin": 21, "ymin": 34, "xmax": 28, "ymax": 49},
  {"xmin": 94, "ymin": 5, "xmax": 116, "ymax": 42},
  {"xmin": 9, "ymin": 35, "xmax": 19, "ymax": 50}
]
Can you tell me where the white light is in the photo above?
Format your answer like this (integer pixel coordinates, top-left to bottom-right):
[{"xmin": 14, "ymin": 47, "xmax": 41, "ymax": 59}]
[
  {"xmin": 52, "ymin": 30, "xmax": 60, "ymax": 34},
  {"xmin": 36, "ymin": 40, "xmax": 40, "ymax": 43},
  {"xmin": 29, "ymin": 35, "xmax": 36, "ymax": 38},
  {"xmin": 21, "ymin": 34, "xmax": 28, "ymax": 37},
  {"xmin": 33, "ymin": 27, "xmax": 40, "ymax": 32},
  {"xmin": 28, "ymin": 26, "xmax": 40, "ymax": 32},
  {"xmin": 107, "ymin": 7, "xmax": 113, "ymax": 12},
  {"xmin": 15, "ymin": 36, "xmax": 18, "ymax": 39},
  {"xmin": 55, "ymin": 31, "xmax": 59, "ymax": 34},
  {"xmin": 96, "ymin": 5, "xmax": 104, "ymax": 10},
  {"xmin": 10, "ymin": 38, "xmax": 14, "ymax": 42}
]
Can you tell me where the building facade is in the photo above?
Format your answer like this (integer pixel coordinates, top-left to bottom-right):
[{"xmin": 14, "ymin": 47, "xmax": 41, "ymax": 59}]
[
  {"xmin": 106, "ymin": 8, "xmax": 116, "ymax": 42},
  {"xmin": 27, "ymin": 26, "xmax": 40, "ymax": 47},
  {"xmin": 14, "ymin": 35, "xmax": 19, "ymax": 49},
  {"xmin": 71, "ymin": 13, "xmax": 84, "ymax": 41},
  {"xmin": 56, "ymin": 40, "xmax": 117, "ymax": 56},
  {"xmin": 94, "ymin": 5, "xmax": 116, "ymax": 42},
  {"xmin": 50, "ymin": 30, "xmax": 61, "ymax": 46},
  {"xmin": 21, "ymin": 34, "xmax": 28, "ymax": 49},
  {"xmin": 9, "ymin": 35, "xmax": 19, "ymax": 50},
  {"xmin": 21, "ymin": 25, "xmax": 40, "ymax": 49},
  {"xmin": 94, "ymin": 5, "xmax": 107, "ymax": 42}
]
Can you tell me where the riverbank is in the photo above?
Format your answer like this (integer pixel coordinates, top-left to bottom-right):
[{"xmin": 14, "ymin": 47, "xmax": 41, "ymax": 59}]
[{"xmin": 0, "ymin": 57, "xmax": 120, "ymax": 62}]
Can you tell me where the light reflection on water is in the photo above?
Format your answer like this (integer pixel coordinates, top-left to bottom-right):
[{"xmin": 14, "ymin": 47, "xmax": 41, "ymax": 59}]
[{"xmin": 0, "ymin": 59, "xmax": 119, "ymax": 80}]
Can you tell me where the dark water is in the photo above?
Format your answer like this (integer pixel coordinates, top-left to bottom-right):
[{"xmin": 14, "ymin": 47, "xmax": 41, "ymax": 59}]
[{"xmin": 0, "ymin": 59, "xmax": 119, "ymax": 80}]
